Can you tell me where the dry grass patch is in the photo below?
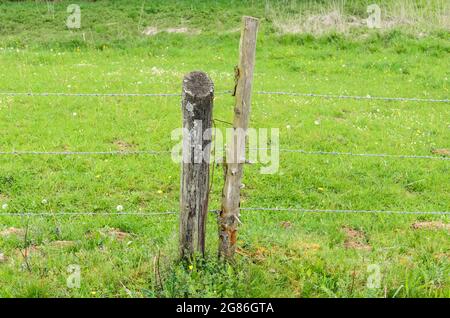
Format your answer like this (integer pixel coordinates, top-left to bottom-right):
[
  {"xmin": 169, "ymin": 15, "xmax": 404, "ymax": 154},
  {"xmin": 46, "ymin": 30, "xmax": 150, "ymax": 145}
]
[
  {"xmin": 142, "ymin": 26, "xmax": 200, "ymax": 36},
  {"xmin": 412, "ymin": 221, "xmax": 450, "ymax": 230},
  {"xmin": 280, "ymin": 221, "xmax": 292, "ymax": 229},
  {"xmin": 431, "ymin": 149, "xmax": 450, "ymax": 156},
  {"xmin": 0, "ymin": 252, "xmax": 6, "ymax": 263},
  {"xmin": 100, "ymin": 227, "xmax": 132, "ymax": 241},
  {"xmin": 114, "ymin": 140, "xmax": 136, "ymax": 151},
  {"xmin": 0, "ymin": 227, "xmax": 25, "ymax": 237},
  {"xmin": 237, "ymin": 239, "xmax": 322, "ymax": 263},
  {"xmin": 48, "ymin": 240, "xmax": 77, "ymax": 248},
  {"xmin": 342, "ymin": 226, "xmax": 371, "ymax": 251},
  {"xmin": 16, "ymin": 245, "xmax": 42, "ymax": 258},
  {"xmin": 266, "ymin": 0, "xmax": 449, "ymax": 35}
]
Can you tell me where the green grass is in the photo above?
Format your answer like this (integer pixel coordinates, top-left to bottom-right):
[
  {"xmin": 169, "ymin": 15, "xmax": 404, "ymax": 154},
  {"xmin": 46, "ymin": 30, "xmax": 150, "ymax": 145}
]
[{"xmin": 0, "ymin": 0, "xmax": 449, "ymax": 298}]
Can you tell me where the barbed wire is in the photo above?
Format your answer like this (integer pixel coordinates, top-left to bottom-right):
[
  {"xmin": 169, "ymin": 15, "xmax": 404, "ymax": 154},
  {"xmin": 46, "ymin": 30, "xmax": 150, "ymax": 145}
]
[
  {"xmin": 0, "ymin": 90, "xmax": 448, "ymax": 103},
  {"xmin": 0, "ymin": 91, "xmax": 232, "ymax": 97},
  {"xmin": 255, "ymin": 91, "xmax": 450, "ymax": 103},
  {"xmin": 0, "ymin": 92, "xmax": 181, "ymax": 97},
  {"xmin": 0, "ymin": 211, "xmax": 178, "ymax": 217},
  {"xmin": 0, "ymin": 150, "xmax": 171, "ymax": 155},
  {"xmin": 0, "ymin": 207, "xmax": 448, "ymax": 217},
  {"xmin": 275, "ymin": 148, "xmax": 450, "ymax": 161},
  {"xmin": 1, "ymin": 148, "xmax": 447, "ymax": 161},
  {"xmin": 240, "ymin": 207, "xmax": 450, "ymax": 215}
]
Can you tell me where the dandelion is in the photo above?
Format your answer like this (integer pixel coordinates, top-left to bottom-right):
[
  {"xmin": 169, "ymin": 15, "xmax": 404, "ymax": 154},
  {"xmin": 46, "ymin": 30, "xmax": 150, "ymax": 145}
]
[
  {"xmin": 286, "ymin": 125, "xmax": 291, "ymax": 129},
  {"xmin": 1, "ymin": 203, "xmax": 7, "ymax": 210},
  {"xmin": 72, "ymin": 112, "xmax": 77, "ymax": 117},
  {"xmin": 314, "ymin": 119, "xmax": 320, "ymax": 125},
  {"xmin": 157, "ymin": 190, "xmax": 163, "ymax": 194},
  {"xmin": 116, "ymin": 205, "xmax": 124, "ymax": 212},
  {"xmin": 188, "ymin": 265, "xmax": 193, "ymax": 270}
]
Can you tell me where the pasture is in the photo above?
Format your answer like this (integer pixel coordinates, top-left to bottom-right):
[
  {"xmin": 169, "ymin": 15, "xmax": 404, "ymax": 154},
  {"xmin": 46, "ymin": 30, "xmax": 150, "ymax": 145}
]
[{"xmin": 0, "ymin": 0, "xmax": 449, "ymax": 297}]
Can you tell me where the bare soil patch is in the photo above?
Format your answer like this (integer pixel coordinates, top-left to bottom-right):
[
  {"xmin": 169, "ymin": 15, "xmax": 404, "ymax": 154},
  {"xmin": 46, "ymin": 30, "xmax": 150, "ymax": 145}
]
[
  {"xmin": 342, "ymin": 226, "xmax": 371, "ymax": 251},
  {"xmin": 100, "ymin": 228, "xmax": 131, "ymax": 241},
  {"xmin": 280, "ymin": 221, "xmax": 292, "ymax": 229},
  {"xmin": 114, "ymin": 140, "xmax": 136, "ymax": 151}
]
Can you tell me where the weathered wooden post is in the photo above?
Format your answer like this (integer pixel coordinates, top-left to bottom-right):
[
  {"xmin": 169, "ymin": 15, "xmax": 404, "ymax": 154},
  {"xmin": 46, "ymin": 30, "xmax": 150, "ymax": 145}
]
[
  {"xmin": 179, "ymin": 71, "xmax": 214, "ymax": 259},
  {"xmin": 219, "ymin": 16, "xmax": 259, "ymax": 260}
]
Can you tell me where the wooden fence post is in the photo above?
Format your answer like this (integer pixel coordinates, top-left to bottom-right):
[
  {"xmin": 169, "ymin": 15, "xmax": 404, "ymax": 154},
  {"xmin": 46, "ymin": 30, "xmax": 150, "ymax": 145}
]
[
  {"xmin": 219, "ymin": 16, "xmax": 259, "ymax": 260},
  {"xmin": 179, "ymin": 71, "xmax": 214, "ymax": 259}
]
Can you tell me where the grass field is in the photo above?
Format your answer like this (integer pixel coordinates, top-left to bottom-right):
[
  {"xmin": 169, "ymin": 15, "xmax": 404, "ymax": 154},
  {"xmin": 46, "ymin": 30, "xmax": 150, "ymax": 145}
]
[{"xmin": 0, "ymin": 0, "xmax": 449, "ymax": 297}]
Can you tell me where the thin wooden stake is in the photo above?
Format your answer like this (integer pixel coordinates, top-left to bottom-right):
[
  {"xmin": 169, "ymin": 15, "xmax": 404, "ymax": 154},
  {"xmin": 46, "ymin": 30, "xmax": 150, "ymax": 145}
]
[
  {"xmin": 219, "ymin": 16, "xmax": 259, "ymax": 260},
  {"xmin": 179, "ymin": 71, "xmax": 214, "ymax": 259}
]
